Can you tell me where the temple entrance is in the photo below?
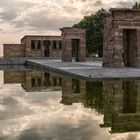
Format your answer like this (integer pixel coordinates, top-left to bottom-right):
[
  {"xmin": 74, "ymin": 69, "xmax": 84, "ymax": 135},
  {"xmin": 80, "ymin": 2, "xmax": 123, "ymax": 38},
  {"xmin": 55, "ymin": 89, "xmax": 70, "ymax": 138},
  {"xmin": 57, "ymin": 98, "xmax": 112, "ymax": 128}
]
[
  {"xmin": 123, "ymin": 29, "xmax": 137, "ymax": 67},
  {"xmin": 61, "ymin": 27, "xmax": 86, "ymax": 62},
  {"xmin": 72, "ymin": 39, "xmax": 80, "ymax": 62},
  {"xmin": 43, "ymin": 41, "xmax": 50, "ymax": 57}
]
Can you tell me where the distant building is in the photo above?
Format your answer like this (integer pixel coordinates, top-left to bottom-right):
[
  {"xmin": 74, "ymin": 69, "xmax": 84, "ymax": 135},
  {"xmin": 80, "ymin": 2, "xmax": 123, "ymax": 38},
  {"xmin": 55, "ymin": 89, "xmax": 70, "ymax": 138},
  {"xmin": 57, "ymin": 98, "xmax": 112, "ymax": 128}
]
[
  {"xmin": 4, "ymin": 35, "xmax": 62, "ymax": 58},
  {"xmin": 3, "ymin": 27, "xmax": 86, "ymax": 62}
]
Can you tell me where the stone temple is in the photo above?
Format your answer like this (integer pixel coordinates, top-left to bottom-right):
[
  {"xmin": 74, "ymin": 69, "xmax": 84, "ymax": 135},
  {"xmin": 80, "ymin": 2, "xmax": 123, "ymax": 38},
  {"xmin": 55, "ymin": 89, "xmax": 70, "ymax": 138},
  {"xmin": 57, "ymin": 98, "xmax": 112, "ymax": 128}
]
[
  {"xmin": 103, "ymin": 8, "xmax": 140, "ymax": 68},
  {"xmin": 3, "ymin": 27, "xmax": 86, "ymax": 62}
]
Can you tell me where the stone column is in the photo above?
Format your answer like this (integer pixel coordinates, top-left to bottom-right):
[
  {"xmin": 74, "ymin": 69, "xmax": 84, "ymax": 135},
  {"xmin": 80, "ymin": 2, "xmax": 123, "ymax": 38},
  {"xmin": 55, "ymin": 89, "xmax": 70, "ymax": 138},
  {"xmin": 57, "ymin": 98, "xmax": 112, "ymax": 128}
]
[
  {"xmin": 35, "ymin": 41, "xmax": 38, "ymax": 49},
  {"xmin": 49, "ymin": 40, "xmax": 53, "ymax": 57},
  {"xmin": 41, "ymin": 41, "xmax": 44, "ymax": 57},
  {"xmin": 62, "ymin": 38, "xmax": 72, "ymax": 62},
  {"xmin": 103, "ymin": 17, "xmax": 114, "ymax": 67},
  {"xmin": 59, "ymin": 41, "xmax": 62, "ymax": 49},
  {"xmin": 25, "ymin": 39, "xmax": 32, "ymax": 57},
  {"xmin": 78, "ymin": 32, "xmax": 86, "ymax": 62},
  {"xmin": 113, "ymin": 28, "xmax": 124, "ymax": 67},
  {"xmin": 56, "ymin": 41, "xmax": 59, "ymax": 50},
  {"xmin": 136, "ymin": 29, "xmax": 140, "ymax": 67}
]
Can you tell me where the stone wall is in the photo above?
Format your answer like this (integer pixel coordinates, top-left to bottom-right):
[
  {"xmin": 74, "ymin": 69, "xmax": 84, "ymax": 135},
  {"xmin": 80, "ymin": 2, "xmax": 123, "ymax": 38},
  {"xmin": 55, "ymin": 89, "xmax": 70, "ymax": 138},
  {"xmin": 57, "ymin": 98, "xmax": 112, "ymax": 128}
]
[
  {"xmin": 103, "ymin": 16, "xmax": 114, "ymax": 67},
  {"xmin": 4, "ymin": 44, "xmax": 25, "ymax": 58},
  {"xmin": 21, "ymin": 36, "xmax": 62, "ymax": 58},
  {"xmin": 103, "ymin": 9, "xmax": 140, "ymax": 67},
  {"xmin": 61, "ymin": 27, "xmax": 86, "ymax": 62},
  {"xmin": 51, "ymin": 49, "xmax": 62, "ymax": 58}
]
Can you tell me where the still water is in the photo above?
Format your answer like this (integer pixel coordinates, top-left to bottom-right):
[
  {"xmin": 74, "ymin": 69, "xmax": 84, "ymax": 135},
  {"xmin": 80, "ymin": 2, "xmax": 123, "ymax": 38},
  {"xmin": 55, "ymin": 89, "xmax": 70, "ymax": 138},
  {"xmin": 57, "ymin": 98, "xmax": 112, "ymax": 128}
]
[{"xmin": 0, "ymin": 67, "xmax": 140, "ymax": 140}]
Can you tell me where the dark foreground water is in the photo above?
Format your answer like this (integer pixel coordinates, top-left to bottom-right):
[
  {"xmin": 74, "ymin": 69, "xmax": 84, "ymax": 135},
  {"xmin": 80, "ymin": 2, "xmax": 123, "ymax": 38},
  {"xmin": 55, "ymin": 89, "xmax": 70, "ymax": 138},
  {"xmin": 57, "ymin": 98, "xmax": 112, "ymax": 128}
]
[{"xmin": 0, "ymin": 68, "xmax": 140, "ymax": 140}]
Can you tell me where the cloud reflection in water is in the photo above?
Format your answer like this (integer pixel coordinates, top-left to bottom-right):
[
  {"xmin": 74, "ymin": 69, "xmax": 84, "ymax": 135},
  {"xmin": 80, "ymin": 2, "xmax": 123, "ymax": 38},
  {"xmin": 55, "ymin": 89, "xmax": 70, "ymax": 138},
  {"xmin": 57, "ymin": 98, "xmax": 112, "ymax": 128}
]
[{"xmin": 0, "ymin": 84, "xmax": 110, "ymax": 140}]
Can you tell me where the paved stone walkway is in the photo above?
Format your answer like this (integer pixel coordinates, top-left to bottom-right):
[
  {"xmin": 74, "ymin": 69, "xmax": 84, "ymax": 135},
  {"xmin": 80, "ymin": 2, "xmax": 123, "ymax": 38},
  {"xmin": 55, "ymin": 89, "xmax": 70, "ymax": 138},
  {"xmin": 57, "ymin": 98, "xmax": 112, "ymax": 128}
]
[{"xmin": 27, "ymin": 59, "xmax": 140, "ymax": 80}]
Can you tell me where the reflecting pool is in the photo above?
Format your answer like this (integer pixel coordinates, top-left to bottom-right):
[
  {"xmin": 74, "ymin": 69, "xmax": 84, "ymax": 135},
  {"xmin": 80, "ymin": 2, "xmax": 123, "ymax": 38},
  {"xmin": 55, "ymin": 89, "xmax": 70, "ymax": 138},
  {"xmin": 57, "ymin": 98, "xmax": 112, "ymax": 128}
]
[{"xmin": 0, "ymin": 67, "xmax": 140, "ymax": 140}]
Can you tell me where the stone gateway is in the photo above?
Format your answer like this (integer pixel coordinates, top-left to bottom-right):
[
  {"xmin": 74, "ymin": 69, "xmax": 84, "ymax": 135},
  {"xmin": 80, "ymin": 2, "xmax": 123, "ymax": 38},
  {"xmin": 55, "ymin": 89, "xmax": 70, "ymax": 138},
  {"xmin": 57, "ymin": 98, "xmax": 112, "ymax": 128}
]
[
  {"xmin": 103, "ymin": 8, "xmax": 140, "ymax": 68},
  {"xmin": 61, "ymin": 27, "xmax": 86, "ymax": 62}
]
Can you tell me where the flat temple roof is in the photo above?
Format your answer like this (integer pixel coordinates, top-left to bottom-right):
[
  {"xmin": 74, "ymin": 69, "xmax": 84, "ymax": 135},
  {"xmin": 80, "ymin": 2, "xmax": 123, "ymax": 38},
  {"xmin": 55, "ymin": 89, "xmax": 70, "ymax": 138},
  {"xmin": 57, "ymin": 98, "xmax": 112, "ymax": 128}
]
[
  {"xmin": 21, "ymin": 35, "xmax": 61, "ymax": 41},
  {"xmin": 110, "ymin": 8, "xmax": 140, "ymax": 12}
]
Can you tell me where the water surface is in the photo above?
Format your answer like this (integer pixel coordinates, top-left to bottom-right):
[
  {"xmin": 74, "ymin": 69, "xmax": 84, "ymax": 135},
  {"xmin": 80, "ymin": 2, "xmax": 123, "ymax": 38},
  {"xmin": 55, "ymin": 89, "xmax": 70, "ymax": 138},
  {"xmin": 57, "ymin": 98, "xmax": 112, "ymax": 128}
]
[{"xmin": 0, "ymin": 68, "xmax": 140, "ymax": 140}]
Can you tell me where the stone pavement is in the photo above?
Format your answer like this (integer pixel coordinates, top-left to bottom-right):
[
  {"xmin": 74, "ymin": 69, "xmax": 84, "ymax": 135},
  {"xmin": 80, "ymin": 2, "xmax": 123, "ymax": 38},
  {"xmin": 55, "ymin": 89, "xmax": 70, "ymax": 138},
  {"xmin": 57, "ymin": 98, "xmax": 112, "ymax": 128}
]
[{"xmin": 27, "ymin": 59, "xmax": 140, "ymax": 80}]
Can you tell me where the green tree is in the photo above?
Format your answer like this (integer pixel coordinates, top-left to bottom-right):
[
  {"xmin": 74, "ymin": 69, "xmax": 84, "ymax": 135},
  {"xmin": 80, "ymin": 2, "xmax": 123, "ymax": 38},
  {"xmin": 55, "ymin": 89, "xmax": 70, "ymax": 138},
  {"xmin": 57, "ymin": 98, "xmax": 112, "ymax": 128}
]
[
  {"xmin": 133, "ymin": 2, "xmax": 140, "ymax": 9},
  {"xmin": 73, "ymin": 9, "xmax": 107, "ymax": 57}
]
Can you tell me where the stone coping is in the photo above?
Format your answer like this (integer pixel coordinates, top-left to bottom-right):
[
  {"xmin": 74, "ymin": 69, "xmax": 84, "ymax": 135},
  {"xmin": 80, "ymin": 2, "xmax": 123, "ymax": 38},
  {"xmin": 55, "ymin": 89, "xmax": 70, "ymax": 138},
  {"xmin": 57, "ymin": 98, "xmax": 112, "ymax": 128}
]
[{"xmin": 110, "ymin": 8, "xmax": 140, "ymax": 12}]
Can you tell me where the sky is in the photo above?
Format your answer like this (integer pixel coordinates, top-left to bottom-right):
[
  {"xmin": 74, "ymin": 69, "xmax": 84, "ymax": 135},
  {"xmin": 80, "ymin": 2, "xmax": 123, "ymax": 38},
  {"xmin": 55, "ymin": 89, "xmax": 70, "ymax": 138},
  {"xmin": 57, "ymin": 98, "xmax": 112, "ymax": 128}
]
[{"xmin": 0, "ymin": 0, "xmax": 138, "ymax": 56}]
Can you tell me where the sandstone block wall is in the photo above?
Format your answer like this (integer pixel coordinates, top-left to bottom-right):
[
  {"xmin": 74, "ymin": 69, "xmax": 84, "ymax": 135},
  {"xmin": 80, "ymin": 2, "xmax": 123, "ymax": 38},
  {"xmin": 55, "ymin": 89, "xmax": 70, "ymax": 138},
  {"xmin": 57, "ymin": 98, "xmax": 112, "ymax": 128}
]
[
  {"xmin": 3, "ymin": 30, "xmax": 86, "ymax": 60},
  {"xmin": 51, "ymin": 49, "xmax": 62, "ymax": 58},
  {"xmin": 61, "ymin": 27, "xmax": 86, "ymax": 62},
  {"xmin": 103, "ymin": 9, "xmax": 140, "ymax": 67},
  {"xmin": 4, "ymin": 44, "xmax": 25, "ymax": 58},
  {"xmin": 21, "ymin": 36, "xmax": 62, "ymax": 58},
  {"xmin": 103, "ymin": 16, "xmax": 114, "ymax": 67}
]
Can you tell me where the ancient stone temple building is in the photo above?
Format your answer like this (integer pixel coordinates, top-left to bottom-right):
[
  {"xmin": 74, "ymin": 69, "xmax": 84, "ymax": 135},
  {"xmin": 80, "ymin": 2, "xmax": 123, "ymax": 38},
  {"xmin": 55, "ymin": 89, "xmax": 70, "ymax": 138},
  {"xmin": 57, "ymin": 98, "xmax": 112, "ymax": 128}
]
[
  {"xmin": 3, "ymin": 27, "xmax": 86, "ymax": 61},
  {"xmin": 4, "ymin": 35, "xmax": 62, "ymax": 58},
  {"xmin": 61, "ymin": 27, "xmax": 86, "ymax": 62},
  {"xmin": 103, "ymin": 8, "xmax": 140, "ymax": 67}
]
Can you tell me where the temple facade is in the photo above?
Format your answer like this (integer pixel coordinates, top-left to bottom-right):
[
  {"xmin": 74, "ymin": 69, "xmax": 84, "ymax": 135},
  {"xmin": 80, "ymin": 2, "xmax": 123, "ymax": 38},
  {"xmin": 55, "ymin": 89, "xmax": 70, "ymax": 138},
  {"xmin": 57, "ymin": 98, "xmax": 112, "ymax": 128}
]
[
  {"xmin": 61, "ymin": 27, "xmax": 86, "ymax": 62},
  {"xmin": 4, "ymin": 35, "xmax": 62, "ymax": 58},
  {"xmin": 103, "ymin": 9, "xmax": 140, "ymax": 67},
  {"xmin": 3, "ymin": 27, "xmax": 86, "ymax": 62}
]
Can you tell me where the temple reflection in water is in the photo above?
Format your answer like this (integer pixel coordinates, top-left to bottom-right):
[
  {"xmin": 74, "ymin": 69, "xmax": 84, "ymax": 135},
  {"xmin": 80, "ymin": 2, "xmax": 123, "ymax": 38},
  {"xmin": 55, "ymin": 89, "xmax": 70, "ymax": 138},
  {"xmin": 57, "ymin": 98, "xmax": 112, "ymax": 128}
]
[
  {"xmin": 4, "ymin": 70, "xmax": 62, "ymax": 92},
  {"xmin": 3, "ymin": 70, "xmax": 140, "ymax": 133},
  {"xmin": 101, "ymin": 80, "xmax": 140, "ymax": 133},
  {"xmin": 61, "ymin": 77, "xmax": 86, "ymax": 105}
]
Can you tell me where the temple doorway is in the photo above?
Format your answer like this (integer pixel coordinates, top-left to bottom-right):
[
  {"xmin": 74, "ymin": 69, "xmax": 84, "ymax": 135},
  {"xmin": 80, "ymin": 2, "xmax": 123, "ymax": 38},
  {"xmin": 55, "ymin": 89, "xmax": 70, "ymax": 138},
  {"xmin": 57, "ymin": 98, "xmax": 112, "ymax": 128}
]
[
  {"xmin": 44, "ymin": 41, "xmax": 50, "ymax": 57},
  {"xmin": 123, "ymin": 29, "xmax": 137, "ymax": 67},
  {"xmin": 72, "ymin": 39, "xmax": 80, "ymax": 62}
]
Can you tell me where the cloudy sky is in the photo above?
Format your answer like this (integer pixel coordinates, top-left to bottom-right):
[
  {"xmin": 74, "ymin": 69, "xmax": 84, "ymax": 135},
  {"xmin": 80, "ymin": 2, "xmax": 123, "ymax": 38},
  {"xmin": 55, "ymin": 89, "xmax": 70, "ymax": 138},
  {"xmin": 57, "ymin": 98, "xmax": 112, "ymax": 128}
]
[{"xmin": 0, "ymin": 0, "xmax": 138, "ymax": 55}]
